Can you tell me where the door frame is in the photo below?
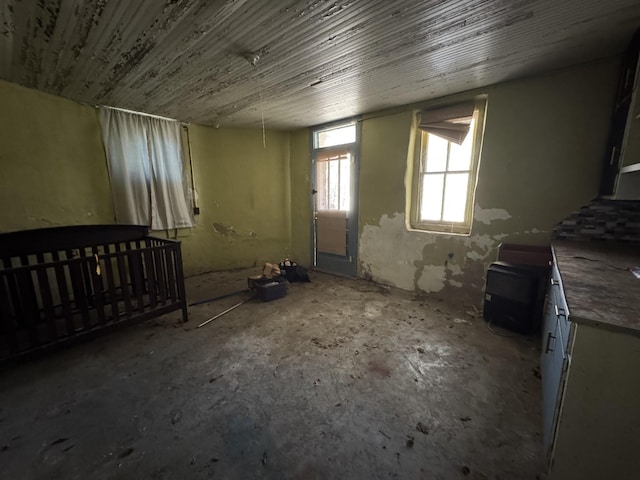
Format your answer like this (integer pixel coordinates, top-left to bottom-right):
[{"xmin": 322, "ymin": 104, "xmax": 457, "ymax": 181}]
[{"xmin": 310, "ymin": 119, "xmax": 361, "ymax": 277}]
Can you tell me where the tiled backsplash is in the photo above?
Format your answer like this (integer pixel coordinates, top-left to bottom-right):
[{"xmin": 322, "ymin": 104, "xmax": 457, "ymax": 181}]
[{"xmin": 552, "ymin": 199, "xmax": 640, "ymax": 243}]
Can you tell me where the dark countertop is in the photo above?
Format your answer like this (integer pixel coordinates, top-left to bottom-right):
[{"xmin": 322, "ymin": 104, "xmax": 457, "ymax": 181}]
[{"xmin": 552, "ymin": 241, "xmax": 640, "ymax": 335}]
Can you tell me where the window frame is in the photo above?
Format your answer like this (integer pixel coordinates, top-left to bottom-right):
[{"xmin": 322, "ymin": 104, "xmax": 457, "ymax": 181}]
[
  {"xmin": 410, "ymin": 98, "xmax": 486, "ymax": 235},
  {"xmin": 312, "ymin": 120, "xmax": 358, "ymax": 150},
  {"xmin": 311, "ymin": 120, "xmax": 359, "ymax": 212},
  {"xmin": 314, "ymin": 148, "xmax": 352, "ymax": 212}
]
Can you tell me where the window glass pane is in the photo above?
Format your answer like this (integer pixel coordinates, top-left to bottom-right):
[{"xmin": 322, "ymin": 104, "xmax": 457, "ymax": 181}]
[
  {"xmin": 449, "ymin": 118, "xmax": 475, "ymax": 171},
  {"xmin": 328, "ymin": 159, "xmax": 340, "ymax": 209},
  {"xmin": 420, "ymin": 173, "xmax": 444, "ymax": 221},
  {"xmin": 316, "ymin": 124, "xmax": 356, "ymax": 148},
  {"xmin": 316, "ymin": 161, "xmax": 329, "ymax": 210},
  {"xmin": 442, "ymin": 173, "xmax": 469, "ymax": 222},
  {"xmin": 317, "ymin": 153, "xmax": 351, "ymax": 211},
  {"xmin": 425, "ymin": 133, "xmax": 448, "ymax": 172},
  {"xmin": 339, "ymin": 157, "xmax": 350, "ymax": 211}
]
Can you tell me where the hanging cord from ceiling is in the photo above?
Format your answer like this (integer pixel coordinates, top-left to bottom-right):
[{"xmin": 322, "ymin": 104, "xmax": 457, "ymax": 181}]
[{"xmin": 244, "ymin": 52, "xmax": 266, "ymax": 149}]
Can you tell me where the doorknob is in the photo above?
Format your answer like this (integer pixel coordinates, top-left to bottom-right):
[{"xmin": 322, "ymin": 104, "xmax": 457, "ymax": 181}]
[{"xmin": 312, "ymin": 189, "xmax": 318, "ymax": 194}]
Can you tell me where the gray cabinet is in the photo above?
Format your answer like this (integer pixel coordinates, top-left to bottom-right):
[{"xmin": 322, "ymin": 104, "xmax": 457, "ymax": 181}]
[
  {"xmin": 611, "ymin": 30, "xmax": 640, "ymax": 200},
  {"xmin": 542, "ymin": 245, "xmax": 640, "ymax": 479},
  {"xmin": 541, "ymin": 263, "xmax": 571, "ymax": 464},
  {"xmin": 601, "ymin": 28, "xmax": 640, "ymax": 197}
]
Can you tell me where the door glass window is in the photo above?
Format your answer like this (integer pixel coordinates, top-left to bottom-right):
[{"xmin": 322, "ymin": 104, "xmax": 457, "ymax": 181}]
[
  {"xmin": 315, "ymin": 124, "xmax": 356, "ymax": 148},
  {"xmin": 316, "ymin": 150, "xmax": 350, "ymax": 211}
]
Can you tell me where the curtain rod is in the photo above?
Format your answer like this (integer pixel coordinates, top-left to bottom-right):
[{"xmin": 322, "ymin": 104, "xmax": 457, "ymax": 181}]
[{"xmin": 96, "ymin": 103, "xmax": 189, "ymax": 124}]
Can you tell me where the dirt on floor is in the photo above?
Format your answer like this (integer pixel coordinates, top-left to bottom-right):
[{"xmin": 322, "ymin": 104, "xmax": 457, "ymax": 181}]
[{"xmin": 0, "ymin": 269, "xmax": 544, "ymax": 480}]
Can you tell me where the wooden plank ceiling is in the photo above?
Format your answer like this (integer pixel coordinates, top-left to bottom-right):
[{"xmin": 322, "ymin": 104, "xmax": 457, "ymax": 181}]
[{"xmin": 1, "ymin": 0, "xmax": 640, "ymax": 129}]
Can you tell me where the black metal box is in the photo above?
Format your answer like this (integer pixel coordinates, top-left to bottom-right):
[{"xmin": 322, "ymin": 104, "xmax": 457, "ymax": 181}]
[
  {"xmin": 483, "ymin": 261, "xmax": 547, "ymax": 334},
  {"xmin": 255, "ymin": 280, "xmax": 289, "ymax": 302}
]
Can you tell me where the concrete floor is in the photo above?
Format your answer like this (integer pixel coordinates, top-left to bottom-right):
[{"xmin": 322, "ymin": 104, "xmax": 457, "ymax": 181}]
[{"xmin": 0, "ymin": 270, "xmax": 544, "ymax": 480}]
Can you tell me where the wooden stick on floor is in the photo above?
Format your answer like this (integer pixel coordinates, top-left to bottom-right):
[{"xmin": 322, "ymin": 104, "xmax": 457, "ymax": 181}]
[
  {"xmin": 189, "ymin": 288, "xmax": 249, "ymax": 307},
  {"xmin": 197, "ymin": 295, "xmax": 255, "ymax": 328}
]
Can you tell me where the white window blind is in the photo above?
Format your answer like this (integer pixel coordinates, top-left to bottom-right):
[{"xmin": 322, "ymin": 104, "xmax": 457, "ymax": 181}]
[{"xmin": 417, "ymin": 102, "xmax": 475, "ymax": 145}]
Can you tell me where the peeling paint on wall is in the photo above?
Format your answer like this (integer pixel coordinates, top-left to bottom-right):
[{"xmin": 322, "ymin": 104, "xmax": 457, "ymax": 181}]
[
  {"xmin": 360, "ymin": 209, "xmax": 515, "ymax": 301},
  {"xmin": 473, "ymin": 205, "xmax": 511, "ymax": 224},
  {"xmin": 212, "ymin": 222, "xmax": 238, "ymax": 238},
  {"xmin": 359, "ymin": 211, "xmax": 508, "ymax": 295},
  {"xmin": 359, "ymin": 212, "xmax": 435, "ymax": 290},
  {"xmin": 463, "ymin": 233, "xmax": 507, "ymax": 261},
  {"xmin": 417, "ymin": 265, "xmax": 446, "ymax": 293}
]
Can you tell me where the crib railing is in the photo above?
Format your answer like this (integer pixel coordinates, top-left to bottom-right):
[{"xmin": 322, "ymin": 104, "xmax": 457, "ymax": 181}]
[{"xmin": 0, "ymin": 225, "xmax": 188, "ymax": 363}]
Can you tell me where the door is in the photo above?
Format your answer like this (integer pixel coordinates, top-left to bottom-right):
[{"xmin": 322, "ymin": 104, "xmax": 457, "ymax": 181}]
[{"xmin": 311, "ymin": 122, "xmax": 360, "ymax": 276}]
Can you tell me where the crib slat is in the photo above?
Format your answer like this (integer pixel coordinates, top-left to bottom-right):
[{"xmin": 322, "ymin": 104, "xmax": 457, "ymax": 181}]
[
  {"xmin": 35, "ymin": 253, "xmax": 57, "ymax": 342},
  {"xmin": 143, "ymin": 249, "xmax": 157, "ymax": 310},
  {"xmin": 17, "ymin": 256, "xmax": 40, "ymax": 347},
  {"xmin": 2, "ymin": 258, "xmax": 23, "ymax": 323},
  {"xmin": 51, "ymin": 251, "xmax": 75, "ymax": 336},
  {"xmin": 102, "ymin": 244, "xmax": 119, "ymax": 321},
  {"xmin": 130, "ymin": 250, "xmax": 145, "ymax": 313},
  {"xmin": 0, "ymin": 271, "xmax": 19, "ymax": 354},
  {"xmin": 165, "ymin": 246, "xmax": 177, "ymax": 302},
  {"xmin": 78, "ymin": 248, "xmax": 95, "ymax": 311},
  {"xmin": 115, "ymin": 245, "xmax": 133, "ymax": 317},
  {"xmin": 173, "ymin": 243, "xmax": 188, "ymax": 322},
  {"xmin": 154, "ymin": 248, "xmax": 167, "ymax": 304},
  {"xmin": 90, "ymin": 247, "xmax": 106, "ymax": 325},
  {"xmin": 67, "ymin": 249, "xmax": 91, "ymax": 331}
]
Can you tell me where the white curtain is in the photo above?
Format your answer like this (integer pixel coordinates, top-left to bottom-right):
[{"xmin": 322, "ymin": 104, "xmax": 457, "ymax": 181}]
[{"xmin": 99, "ymin": 108, "xmax": 194, "ymax": 230}]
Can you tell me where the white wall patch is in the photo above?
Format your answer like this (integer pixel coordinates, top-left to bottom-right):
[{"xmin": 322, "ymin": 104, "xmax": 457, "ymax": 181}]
[
  {"xmin": 473, "ymin": 205, "xmax": 512, "ymax": 225},
  {"xmin": 360, "ymin": 213, "xmax": 435, "ymax": 290},
  {"xmin": 417, "ymin": 265, "xmax": 446, "ymax": 293}
]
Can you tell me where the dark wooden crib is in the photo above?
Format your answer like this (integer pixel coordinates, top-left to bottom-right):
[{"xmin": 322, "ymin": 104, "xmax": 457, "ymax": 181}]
[{"xmin": 0, "ymin": 225, "xmax": 188, "ymax": 363}]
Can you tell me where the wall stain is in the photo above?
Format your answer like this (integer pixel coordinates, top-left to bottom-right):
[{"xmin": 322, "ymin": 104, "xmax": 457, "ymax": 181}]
[{"xmin": 212, "ymin": 222, "xmax": 239, "ymax": 238}]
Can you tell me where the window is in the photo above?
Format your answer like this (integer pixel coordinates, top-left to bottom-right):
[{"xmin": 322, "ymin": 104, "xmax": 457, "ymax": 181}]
[
  {"xmin": 410, "ymin": 99, "xmax": 486, "ymax": 234},
  {"xmin": 315, "ymin": 149, "xmax": 351, "ymax": 211},
  {"xmin": 313, "ymin": 123, "xmax": 357, "ymax": 212},
  {"xmin": 315, "ymin": 123, "xmax": 357, "ymax": 149}
]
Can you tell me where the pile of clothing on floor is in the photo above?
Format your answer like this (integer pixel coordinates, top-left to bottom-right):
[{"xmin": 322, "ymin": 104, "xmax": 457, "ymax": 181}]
[{"xmin": 250, "ymin": 259, "xmax": 310, "ymax": 286}]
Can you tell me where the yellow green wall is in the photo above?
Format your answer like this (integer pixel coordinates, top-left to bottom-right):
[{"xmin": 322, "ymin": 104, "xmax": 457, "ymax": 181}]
[
  {"xmin": 0, "ymin": 79, "xmax": 114, "ymax": 230},
  {"xmin": 287, "ymin": 58, "xmax": 619, "ymax": 303},
  {"xmin": 355, "ymin": 58, "xmax": 619, "ymax": 304},
  {"xmin": 0, "ymin": 79, "xmax": 293, "ymax": 277},
  {"xmin": 289, "ymin": 128, "xmax": 312, "ymax": 266},
  {"xmin": 182, "ymin": 125, "xmax": 292, "ymax": 275},
  {"xmin": 0, "ymin": 58, "xmax": 620, "ymax": 298}
]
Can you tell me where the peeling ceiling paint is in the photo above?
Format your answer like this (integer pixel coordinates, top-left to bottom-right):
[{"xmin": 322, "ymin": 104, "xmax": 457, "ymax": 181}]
[{"xmin": 2, "ymin": 0, "xmax": 639, "ymax": 128}]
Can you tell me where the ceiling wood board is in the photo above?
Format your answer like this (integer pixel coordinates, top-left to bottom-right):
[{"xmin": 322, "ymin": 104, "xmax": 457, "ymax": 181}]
[{"xmin": 1, "ymin": 0, "xmax": 639, "ymax": 129}]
